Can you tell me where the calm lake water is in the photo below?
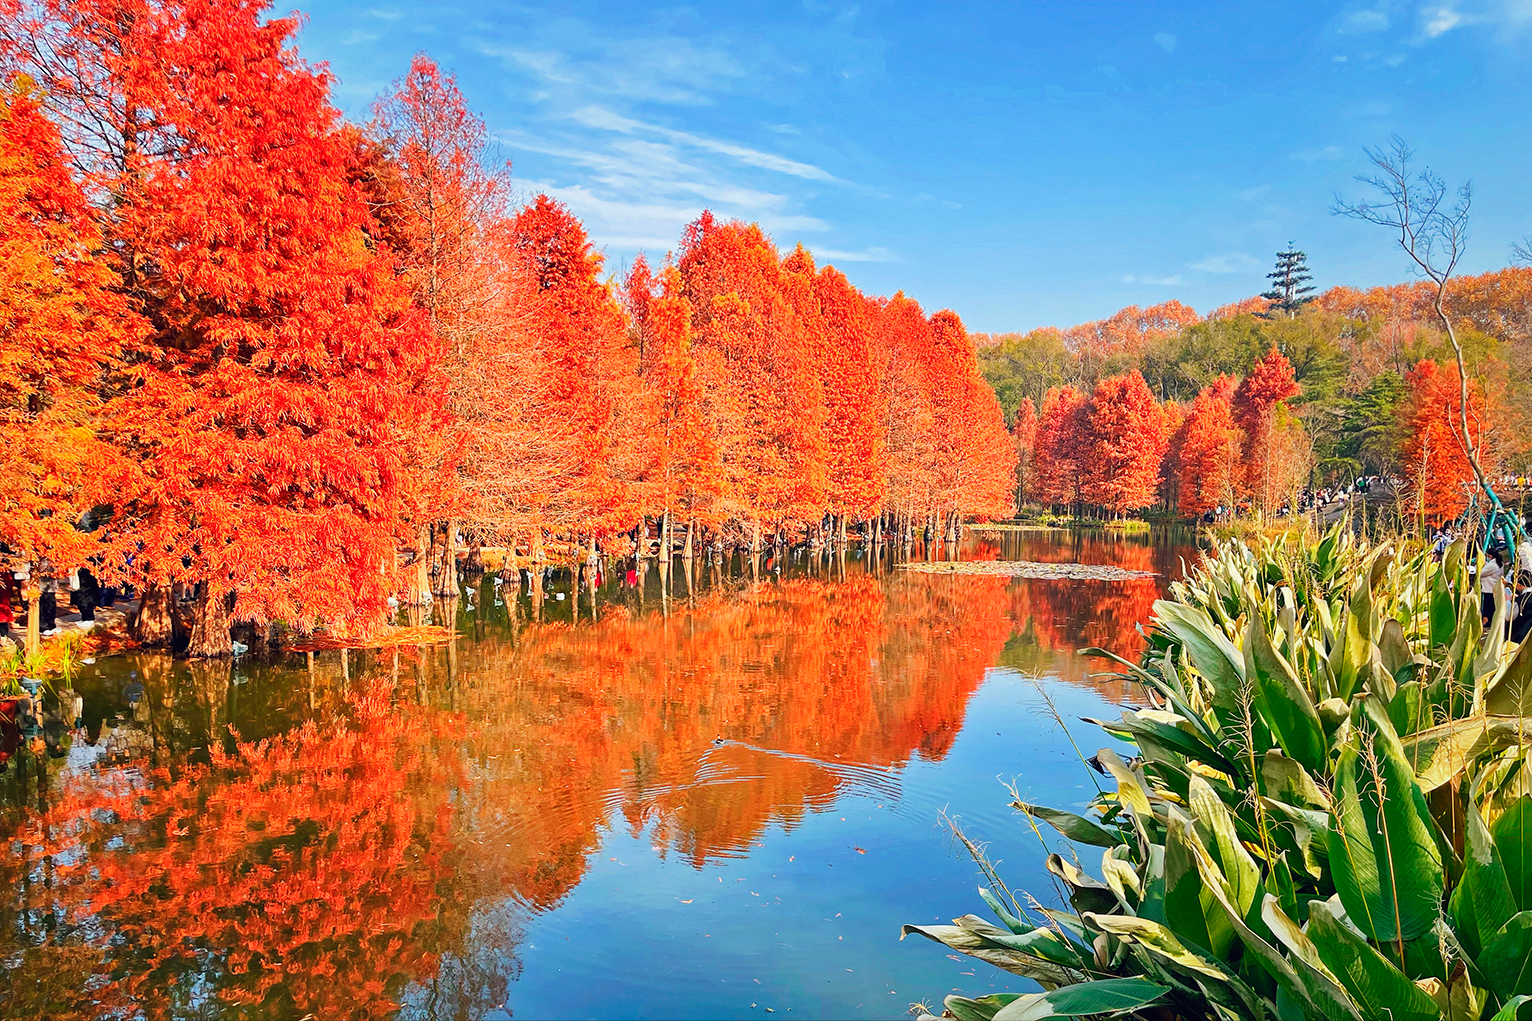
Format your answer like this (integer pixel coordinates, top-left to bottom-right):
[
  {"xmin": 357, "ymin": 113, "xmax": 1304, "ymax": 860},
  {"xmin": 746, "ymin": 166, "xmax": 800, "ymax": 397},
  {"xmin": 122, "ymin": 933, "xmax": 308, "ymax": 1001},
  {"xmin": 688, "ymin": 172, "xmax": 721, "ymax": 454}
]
[{"xmin": 1, "ymin": 528, "xmax": 1200, "ymax": 1020}]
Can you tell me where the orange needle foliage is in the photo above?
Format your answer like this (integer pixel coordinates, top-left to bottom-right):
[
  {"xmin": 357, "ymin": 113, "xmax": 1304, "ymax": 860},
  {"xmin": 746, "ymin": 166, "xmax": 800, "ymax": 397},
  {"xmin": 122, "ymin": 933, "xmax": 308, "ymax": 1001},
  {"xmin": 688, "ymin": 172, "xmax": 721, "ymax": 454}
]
[
  {"xmin": 1080, "ymin": 371, "xmax": 1171, "ymax": 515},
  {"xmin": 1232, "ymin": 348, "xmax": 1305, "ymax": 514},
  {"xmin": 1033, "ymin": 385, "xmax": 1089, "ymax": 509},
  {"xmin": 0, "ymin": 0, "xmax": 1037, "ymax": 646},
  {"xmin": 0, "ymin": 83, "xmax": 129, "ymax": 568},
  {"xmin": 1172, "ymin": 375, "xmax": 1240, "ymax": 516},
  {"xmin": 18, "ymin": 685, "xmax": 466, "ymax": 1017},
  {"xmin": 7, "ymin": 0, "xmax": 444, "ymax": 650},
  {"xmin": 1400, "ymin": 359, "xmax": 1498, "ymax": 525}
]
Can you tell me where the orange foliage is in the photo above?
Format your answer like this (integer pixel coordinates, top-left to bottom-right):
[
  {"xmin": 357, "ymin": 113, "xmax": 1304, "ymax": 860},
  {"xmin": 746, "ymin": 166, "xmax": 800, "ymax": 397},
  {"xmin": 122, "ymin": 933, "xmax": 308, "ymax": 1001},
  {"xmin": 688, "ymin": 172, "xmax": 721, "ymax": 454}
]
[
  {"xmin": 1173, "ymin": 376, "xmax": 1240, "ymax": 516},
  {"xmin": 1033, "ymin": 385, "xmax": 1089, "ymax": 508},
  {"xmin": 1080, "ymin": 372, "xmax": 1171, "ymax": 515},
  {"xmin": 0, "ymin": 84, "xmax": 130, "ymax": 570},
  {"xmin": 679, "ymin": 215, "xmax": 828, "ymax": 540},
  {"xmin": 1064, "ymin": 300, "xmax": 1200, "ymax": 358},
  {"xmin": 1400, "ymin": 359, "xmax": 1497, "ymax": 525},
  {"xmin": 10, "ymin": 0, "xmax": 444, "ymax": 635},
  {"xmin": 1233, "ymin": 348, "xmax": 1303, "ymax": 513},
  {"xmin": 808, "ymin": 256, "xmax": 890, "ymax": 522},
  {"xmin": 15, "ymin": 685, "xmax": 467, "ymax": 1017}
]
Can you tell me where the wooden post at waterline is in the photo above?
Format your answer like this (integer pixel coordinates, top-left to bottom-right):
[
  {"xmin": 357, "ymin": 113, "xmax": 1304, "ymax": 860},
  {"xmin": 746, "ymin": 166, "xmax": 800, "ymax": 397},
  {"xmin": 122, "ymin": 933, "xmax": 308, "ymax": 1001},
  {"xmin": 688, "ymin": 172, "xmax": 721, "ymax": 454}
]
[{"xmin": 23, "ymin": 579, "xmax": 40, "ymax": 658}]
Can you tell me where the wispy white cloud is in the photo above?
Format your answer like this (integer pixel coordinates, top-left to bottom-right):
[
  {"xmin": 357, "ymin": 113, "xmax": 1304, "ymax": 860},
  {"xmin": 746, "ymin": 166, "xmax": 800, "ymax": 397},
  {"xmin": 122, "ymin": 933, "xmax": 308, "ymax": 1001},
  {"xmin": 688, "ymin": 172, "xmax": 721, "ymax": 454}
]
[
  {"xmin": 569, "ymin": 106, "xmax": 839, "ymax": 182},
  {"xmin": 459, "ymin": 13, "xmax": 886, "ymax": 264},
  {"xmin": 1421, "ymin": 5, "xmax": 1466, "ymax": 35},
  {"xmin": 1124, "ymin": 273, "xmax": 1185, "ymax": 286},
  {"xmin": 816, "ymin": 246, "xmax": 898, "ymax": 263},
  {"xmin": 1153, "ymin": 31, "xmax": 1177, "ymax": 51},
  {"xmin": 476, "ymin": 34, "xmax": 754, "ymax": 107},
  {"xmin": 1341, "ymin": 8, "xmax": 1391, "ymax": 32},
  {"xmin": 1191, "ymin": 253, "xmax": 1262, "ymax": 274},
  {"xmin": 1291, "ymin": 144, "xmax": 1346, "ymax": 162}
]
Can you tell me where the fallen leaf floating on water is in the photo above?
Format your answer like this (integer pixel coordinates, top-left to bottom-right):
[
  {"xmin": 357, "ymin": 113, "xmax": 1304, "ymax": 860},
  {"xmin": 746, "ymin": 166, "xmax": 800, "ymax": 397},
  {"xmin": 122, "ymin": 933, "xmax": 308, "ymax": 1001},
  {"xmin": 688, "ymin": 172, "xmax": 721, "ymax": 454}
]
[
  {"xmin": 680, "ymin": 899, "xmax": 693, "ymax": 904},
  {"xmin": 854, "ymin": 847, "xmax": 866, "ymax": 854}
]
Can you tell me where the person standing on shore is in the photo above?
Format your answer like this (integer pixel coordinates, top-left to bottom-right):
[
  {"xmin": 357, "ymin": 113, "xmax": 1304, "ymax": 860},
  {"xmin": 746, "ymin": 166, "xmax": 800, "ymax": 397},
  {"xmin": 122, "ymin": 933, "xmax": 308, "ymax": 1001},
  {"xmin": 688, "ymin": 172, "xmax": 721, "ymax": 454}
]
[
  {"xmin": 37, "ymin": 558, "xmax": 58, "ymax": 636},
  {"xmin": 75, "ymin": 565, "xmax": 100, "ymax": 625},
  {"xmin": 1481, "ymin": 548, "xmax": 1507, "ymax": 628},
  {"xmin": 0, "ymin": 568, "xmax": 15, "ymax": 639}
]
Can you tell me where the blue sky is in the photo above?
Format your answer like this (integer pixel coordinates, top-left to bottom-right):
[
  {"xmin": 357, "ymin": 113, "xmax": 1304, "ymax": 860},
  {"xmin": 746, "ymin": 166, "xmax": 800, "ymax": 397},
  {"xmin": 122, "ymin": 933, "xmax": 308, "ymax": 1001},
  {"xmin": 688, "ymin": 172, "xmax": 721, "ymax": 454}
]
[{"xmin": 296, "ymin": 0, "xmax": 1532, "ymax": 332}]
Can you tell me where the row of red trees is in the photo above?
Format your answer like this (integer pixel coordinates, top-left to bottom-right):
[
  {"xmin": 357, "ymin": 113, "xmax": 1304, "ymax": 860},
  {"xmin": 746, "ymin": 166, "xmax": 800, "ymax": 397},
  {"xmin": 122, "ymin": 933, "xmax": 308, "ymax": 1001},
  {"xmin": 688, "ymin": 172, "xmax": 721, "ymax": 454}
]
[
  {"xmin": 0, "ymin": 0, "xmax": 1015, "ymax": 649},
  {"xmin": 1013, "ymin": 349, "xmax": 1308, "ymax": 518}
]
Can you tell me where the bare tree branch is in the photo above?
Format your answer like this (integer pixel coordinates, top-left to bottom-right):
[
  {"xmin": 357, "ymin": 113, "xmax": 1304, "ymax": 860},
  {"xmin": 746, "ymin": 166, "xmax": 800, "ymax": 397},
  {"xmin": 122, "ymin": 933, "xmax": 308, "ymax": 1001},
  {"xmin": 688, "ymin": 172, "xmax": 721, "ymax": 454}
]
[{"xmin": 1332, "ymin": 136, "xmax": 1492, "ymax": 506}]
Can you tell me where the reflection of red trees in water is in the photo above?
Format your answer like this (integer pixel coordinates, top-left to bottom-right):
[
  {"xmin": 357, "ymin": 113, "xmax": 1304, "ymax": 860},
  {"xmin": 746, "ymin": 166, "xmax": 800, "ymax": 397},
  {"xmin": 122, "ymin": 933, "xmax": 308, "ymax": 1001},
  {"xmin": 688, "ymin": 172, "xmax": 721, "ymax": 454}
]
[
  {"xmin": 969, "ymin": 531, "xmax": 1194, "ymax": 698},
  {"xmin": 446, "ymin": 571, "xmax": 1013, "ymax": 907},
  {"xmin": 0, "ymin": 544, "xmax": 1184, "ymax": 1015},
  {"xmin": 1007, "ymin": 539, "xmax": 1161, "ymax": 657},
  {"xmin": 5, "ymin": 685, "xmax": 472, "ymax": 1018}
]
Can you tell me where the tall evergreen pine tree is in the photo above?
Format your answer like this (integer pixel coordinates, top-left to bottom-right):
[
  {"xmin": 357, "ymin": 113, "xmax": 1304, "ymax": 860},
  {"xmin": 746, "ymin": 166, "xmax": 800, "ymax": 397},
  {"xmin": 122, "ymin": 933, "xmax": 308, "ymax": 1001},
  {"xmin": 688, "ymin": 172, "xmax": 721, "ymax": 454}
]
[{"xmin": 1260, "ymin": 244, "xmax": 1316, "ymax": 318}]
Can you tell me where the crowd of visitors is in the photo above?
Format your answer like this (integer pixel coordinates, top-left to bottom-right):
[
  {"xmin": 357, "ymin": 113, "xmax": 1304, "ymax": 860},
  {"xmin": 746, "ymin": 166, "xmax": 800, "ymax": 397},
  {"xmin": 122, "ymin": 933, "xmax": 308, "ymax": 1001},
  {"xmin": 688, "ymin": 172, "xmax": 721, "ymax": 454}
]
[
  {"xmin": 0, "ymin": 560, "xmax": 119, "ymax": 643},
  {"xmin": 1199, "ymin": 475, "xmax": 1402, "ymax": 523},
  {"xmin": 1435, "ymin": 516, "xmax": 1532, "ymax": 643}
]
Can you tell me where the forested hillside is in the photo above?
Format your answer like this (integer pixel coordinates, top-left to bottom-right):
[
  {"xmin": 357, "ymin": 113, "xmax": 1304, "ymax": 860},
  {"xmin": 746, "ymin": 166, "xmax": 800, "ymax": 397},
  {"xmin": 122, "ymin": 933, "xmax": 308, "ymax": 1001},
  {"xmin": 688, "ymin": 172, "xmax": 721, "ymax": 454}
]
[{"xmin": 978, "ymin": 268, "xmax": 1531, "ymax": 520}]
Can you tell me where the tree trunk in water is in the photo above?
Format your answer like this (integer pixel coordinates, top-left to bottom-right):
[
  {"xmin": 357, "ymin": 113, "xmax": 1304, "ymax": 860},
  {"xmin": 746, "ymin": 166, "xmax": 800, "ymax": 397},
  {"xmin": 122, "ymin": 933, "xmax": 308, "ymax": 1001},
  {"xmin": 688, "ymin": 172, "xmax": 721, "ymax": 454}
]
[
  {"xmin": 415, "ymin": 524, "xmax": 432, "ymax": 604},
  {"xmin": 132, "ymin": 582, "xmax": 175, "ymax": 647},
  {"xmin": 186, "ymin": 585, "xmax": 233, "ymax": 658},
  {"xmin": 438, "ymin": 519, "xmax": 459, "ymax": 595}
]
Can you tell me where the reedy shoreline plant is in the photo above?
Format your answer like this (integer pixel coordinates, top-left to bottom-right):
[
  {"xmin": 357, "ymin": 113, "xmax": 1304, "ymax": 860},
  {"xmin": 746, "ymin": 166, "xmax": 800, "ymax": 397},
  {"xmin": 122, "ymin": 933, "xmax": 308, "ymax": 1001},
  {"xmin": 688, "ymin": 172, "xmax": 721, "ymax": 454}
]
[{"xmin": 905, "ymin": 528, "xmax": 1532, "ymax": 1021}]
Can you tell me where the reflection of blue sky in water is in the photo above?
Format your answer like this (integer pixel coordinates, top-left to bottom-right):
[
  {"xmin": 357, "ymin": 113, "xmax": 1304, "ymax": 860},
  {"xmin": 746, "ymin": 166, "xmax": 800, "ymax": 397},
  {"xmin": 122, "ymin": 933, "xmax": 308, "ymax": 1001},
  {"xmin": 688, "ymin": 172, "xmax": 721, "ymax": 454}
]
[{"xmin": 481, "ymin": 674, "xmax": 1135, "ymax": 1020}]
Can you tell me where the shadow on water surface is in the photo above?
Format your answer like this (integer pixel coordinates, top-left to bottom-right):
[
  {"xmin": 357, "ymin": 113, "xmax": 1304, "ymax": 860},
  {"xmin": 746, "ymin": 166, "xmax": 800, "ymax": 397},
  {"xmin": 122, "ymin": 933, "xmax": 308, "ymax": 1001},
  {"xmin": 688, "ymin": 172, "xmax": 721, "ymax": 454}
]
[{"xmin": 0, "ymin": 527, "xmax": 1201, "ymax": 1019}]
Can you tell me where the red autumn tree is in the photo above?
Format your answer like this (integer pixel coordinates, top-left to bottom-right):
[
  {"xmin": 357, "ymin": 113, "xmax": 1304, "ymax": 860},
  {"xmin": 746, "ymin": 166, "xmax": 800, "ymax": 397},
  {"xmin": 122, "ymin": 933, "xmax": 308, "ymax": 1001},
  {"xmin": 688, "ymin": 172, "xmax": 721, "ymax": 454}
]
[
  {"xmin": 371, "ymin": 55, "xmax": 510, "ymax": 358},
  {"xmin": 1033, "ymin": 385, "xmax": 1089, "ymax": 510},
  {"xmin": 927, "ymin": 308, "xmax": 1017, "ymax": 522},
  {"xmin": 677, "ymin": 214, "xmax": 827, "ymax": 547},
  {"xmin": 1174, "ymin": 375, "xmax": 1241, "ymax": 516},
  {"xmin": 1080, "ymin": 371, "xmax": 1170, "ymax": 515},
  {"xmin": 1233, "ymin": 347, "xmax": 1302, "ymax": 514},
  {"xmin": 870, "ymin": 292, "xmax": 939, "ymax": 530},
  {"xmin": 11, "ymin": 0, "xmax": 445, "ymax": 653},
  {"xmin": 0, "ymin": 82, "xmax": 131, "ymax": 583},
  {"xmin": 511, "ymin": 195, "xmax": 644, "ymax": 551},
  {"xmin": 1011, "ymin": 397, "xmax": 1038, "ymax": 507},
  {"xmin": 802, "ymin": 252, "xmax": 889, "ymax": 530},
  {"xmin": 1400, "ymin": 359, "xmax": 1495, "ymax": 525},
  {"xmin": 627, "ymin": 256, "xmax": 723, "ymax": 549},
  {"xmin": 367, "ymin": 54, "xmax": 514, "ymax": 591}
]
